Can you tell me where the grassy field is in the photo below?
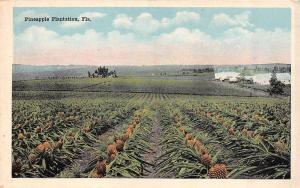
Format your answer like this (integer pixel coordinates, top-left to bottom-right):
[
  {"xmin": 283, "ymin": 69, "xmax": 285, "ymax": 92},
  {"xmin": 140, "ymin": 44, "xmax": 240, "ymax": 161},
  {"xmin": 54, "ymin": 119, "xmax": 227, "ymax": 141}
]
[
  {"xmin": 13, "ymin": 77, "xmax": 268, "ymax": 97},
  {"xmin": 236, "ymin": 83, "xmax": 291, "ymax": 96},
  {"xmin": 12, "ymin": 76, "xmax": 290, "ymax": 179}
]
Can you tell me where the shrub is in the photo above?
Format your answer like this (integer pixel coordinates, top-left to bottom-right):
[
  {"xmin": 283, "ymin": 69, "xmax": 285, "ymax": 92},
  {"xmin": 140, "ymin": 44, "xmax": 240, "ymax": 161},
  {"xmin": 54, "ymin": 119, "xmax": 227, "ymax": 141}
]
[{"xmin": 268, "ymin": 70, "xmax": 285, "ymax": 95}]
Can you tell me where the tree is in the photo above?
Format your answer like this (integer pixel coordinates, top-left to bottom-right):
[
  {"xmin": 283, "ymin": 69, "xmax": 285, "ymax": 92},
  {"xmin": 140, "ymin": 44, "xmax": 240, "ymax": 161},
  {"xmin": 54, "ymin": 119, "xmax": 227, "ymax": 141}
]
[
  {"xmin": 102, "ymin": 66, "xmax": 108, "ymax": 78},
  {"xmin": 268, "ymin": 70, "xmax": 285, "ymax": 96},
  {"xmin": 98, "ymin": 67, "xmax": 101, "ymax": 75},
  {"xmin": 88, "ymin": 66, "xmax": 117, "ymax": 78}
]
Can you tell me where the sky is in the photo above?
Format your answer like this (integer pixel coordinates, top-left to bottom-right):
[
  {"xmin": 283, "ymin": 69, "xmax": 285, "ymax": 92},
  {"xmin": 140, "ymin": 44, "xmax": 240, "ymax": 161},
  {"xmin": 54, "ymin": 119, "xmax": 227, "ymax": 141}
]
[{"xmin": 13, "ymin": 8, "xmax": 291, "ymax": 66}]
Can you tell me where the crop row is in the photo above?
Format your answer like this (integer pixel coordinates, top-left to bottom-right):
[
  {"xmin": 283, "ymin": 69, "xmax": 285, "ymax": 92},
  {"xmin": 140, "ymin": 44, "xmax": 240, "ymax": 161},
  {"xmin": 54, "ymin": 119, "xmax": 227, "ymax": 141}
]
[
  {"xmin": 176, "ymin": 100, "xmax": 290, "ymax": 178},
  {"xmin": 12, "ymin": 98, "xmax": 143, "ymax": 177}
]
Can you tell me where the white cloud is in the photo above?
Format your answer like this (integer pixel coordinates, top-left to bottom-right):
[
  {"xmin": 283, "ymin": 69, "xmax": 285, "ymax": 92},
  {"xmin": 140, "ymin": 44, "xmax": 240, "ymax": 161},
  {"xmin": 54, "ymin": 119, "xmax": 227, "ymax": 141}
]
[
  {"xmin": 14, "ymin": 26, "xmax": 63, "ymax": 60},
  {"xmin": 15, "ymin": 26, "xmax": 59, "ymax": 49},
  {"xmin": 14, "ymin": 25, "xmax": 290, "ymax": 66},
  {"xmin": 112, "ymin": 14, "xmax": 133, "ymax": 29},
  {"xmin": 219, "ymin": 27, "xmax": 290, "ymax": 64},
  {"xmin": 14, "ymin": 26, "xmax": 139, "ymax": 65},
  {"xmin": 156, "ymin": 26, "xmax": 289, "ymax": 65},
  {"xmin": 61, "ymin": 12, "xmax": 106, "ymax": 28},
  {"xmin": 158, "ymin": 27, "xmax": 211, "ymax": 44},
  {"xmin": 212, "ymin": 11, "xmax": 254, "ymax": 27},
  {"xmin": 61, "ymin": 21, "xmax": 83, "ymax": 28},
  {"xmin": 222, "ymin": 27, "xmax": 252, "ymax": 41},
  {"xmin": 14, "ymin": 26, "xmax": 103, "ymax": 56},
  {"xmin": 107, "ymin": 30, "xmax": 135, "ymax": 43},
  {"xmin": 61, "ymin": 29, "xmax": 103, "ymax": 48},
  {"xmin": 133, "ymin": 13, "xmax": 161, "ymax": 35},
  {"xmin": 173, "ymin": 11, "xmax": 200, "ymax": 23},
  {"xmin": 112, "ymin": 11, "xmax": 200, "ymax": 34},
  {"xmin": 113, "ymin": 12, "xmax": 160, "ymax": 34},
  {"xmin": 161, "ymin": 11, "xmax": 200, "ymax": 27},
  {"xmin": 79, "ymin": 12, "xmax": 106, "ymax": 19},
  {"xmin": 15, "ymin": 26, "xmax": 137, "ymax": 50}
]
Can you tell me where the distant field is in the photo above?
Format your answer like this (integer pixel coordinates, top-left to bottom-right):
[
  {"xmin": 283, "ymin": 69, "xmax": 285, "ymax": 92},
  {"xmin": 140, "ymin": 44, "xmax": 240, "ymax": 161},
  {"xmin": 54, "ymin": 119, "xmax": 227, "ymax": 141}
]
[
  {"xmin": 12, "ymin": 78, "xmax": 110, "ymax": 91},
  {"xmin": 236, "ymin": 83, "xmax": 291, "ymax": 96},
  {"xmin": 12, "ymin": 77, "xmax": 269, "ymax": 97}
]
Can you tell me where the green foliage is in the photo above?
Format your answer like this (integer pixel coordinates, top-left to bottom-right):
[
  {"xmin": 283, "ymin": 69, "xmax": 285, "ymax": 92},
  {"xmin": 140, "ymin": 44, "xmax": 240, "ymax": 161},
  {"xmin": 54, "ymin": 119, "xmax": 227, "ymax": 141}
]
[
  {"xmin": 14, "ymin": 77, "xmax": 268, "ymax": 97},
  {"xmin": 88, "ymin": 66, "xmax": 117, "ymax": 78},
  {"xmin": 12, "ymin": 90, "xmax": 290, "ymax": 179},
  {"xmin": 268, "ymin": 70, "xmax": 285, "ymax": 95}
]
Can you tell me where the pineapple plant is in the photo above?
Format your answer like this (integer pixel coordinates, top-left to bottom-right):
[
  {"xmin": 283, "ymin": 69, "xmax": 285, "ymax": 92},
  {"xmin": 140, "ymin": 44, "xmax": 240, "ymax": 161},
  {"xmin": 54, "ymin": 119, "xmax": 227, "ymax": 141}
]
[
  {"xmin": 90, "ymin": 169, "xmax": 104, "ymax": 178},
  {"xmin": 242, "ymin": 114, "xmax": 248, "ymax": 120},
  {"xmin": 246, "ymin": 130, "xmax": 254, "ymax": 138},
  {"xmin": 133, "ymin": 116, "xmax": 140, "ymax": 124},
  {"xmin": 201, "ymin": 153, "xmax": 212, "ymax": 167},
  {"xmin": 107, "ymin": 144, "xmax": 117, "ymax": 156},
  {"xmin": 178, "ymin": 127, "xmax": 186, "ymax": 134},
  {"xmin": 185, "ymin": 133, "xmax": 193, "ymax": 140},
  {"xmin": 128, "ymin": 124, "xmax": 135, "ymax": 130},
  {"xmin": 36, "ymin": 143, "xmax": 45, "ymax": 154},
  {"xmin": 35, "ymin": 126, "xmax": 42, "ymax": 133},
  {"xmin": 18, "ymin": 132, "xmax": 25, "ymax": 140},
  {"xmin": 26, "ymin": 132, "xmax": 32, "ymax": 139},
  {"xmin": 187, "ymin": 139, "xmax": 195, "ymax": 146},
  {"xmin": 254, "ymin": 134, "xmax": 264, "ymax": 141},
  {"xmin": 194, "ymin": 140, "xmax": 207, "ymax": 155},
  {"xmin": 95, "ymin": 160, "xmax": 107, "ymax": 176},
  {"xmin": 12, "ymin": 158, "xmax": 22, "ymax": 175},
  {"xmin": 115, "ymin": 139, "xmax": 124, "ymax": 152},
  {"xmin": 274, "ymin": 139, "xmax": 285, "ymax": 154},
  {"xmin": 228, "ymin": 127, "xmax": 235, "ymax": 135},
  {"xmin": 28, "ymin": 153, "xmax": 37, "ymax": 164},
  {"xmin": 241, "ymin": 127, "xmax": 248, "ymax": 137},
  {"xmin": 198, "ymin": 146, "xmax": 208, "ymax": 156},
  {"xmin": 55, "ymin": 139, "xmax": 63, "ymax": 150},
  {"xmin": 122, "ymin": 132, "xmax": 130, "ymax": 142},
  {"xmin": 208, "ymin": 164, "xmax": 228, "ymax": 179},
  {"xmin": 126, "ymin": 126, "xmax": 134, "ymax": 136},
  {"xmin": 42, "ymin": 141, "xmax": 52, "ymax": 151},
  {"xmin": 108, "ymin": 153, "xmax": 116, "ymax": 162},
  {"xmin": 15, "ymin": 123, "xmax": 23, "ymax": 129}
]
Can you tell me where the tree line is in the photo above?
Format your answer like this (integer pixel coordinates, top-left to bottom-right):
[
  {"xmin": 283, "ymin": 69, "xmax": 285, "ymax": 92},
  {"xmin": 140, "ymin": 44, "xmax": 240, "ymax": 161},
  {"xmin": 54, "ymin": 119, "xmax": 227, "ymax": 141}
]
[
  {"xmin": 181, "ymin": 67, "xmax": 214, "ymax": 74},
  {"xmin": 88, "ymin": 66, "xmax": 117, "ymax": 78}
]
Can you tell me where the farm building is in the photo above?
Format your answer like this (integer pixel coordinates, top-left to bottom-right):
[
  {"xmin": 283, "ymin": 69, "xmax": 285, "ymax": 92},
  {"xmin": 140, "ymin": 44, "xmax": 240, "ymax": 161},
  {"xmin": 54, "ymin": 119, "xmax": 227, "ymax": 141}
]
[
  {"xmin": 214, "ymin": 72, "xmax": 240, "ymax": 82},
  {"xmin": 214, "ymin": 72, "xmax": 291, "ymax": 85}
]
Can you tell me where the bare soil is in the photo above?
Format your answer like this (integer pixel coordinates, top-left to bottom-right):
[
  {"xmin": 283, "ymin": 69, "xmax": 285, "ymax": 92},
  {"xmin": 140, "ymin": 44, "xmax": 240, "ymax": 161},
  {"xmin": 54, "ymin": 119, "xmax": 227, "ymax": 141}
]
[
  {"xmin": 56, "ymin": 121, "xmax": 126, "ymax": 177},
  {"xmin": 142, "ymin": 110, "xmax": 163, "ymax": 178}
]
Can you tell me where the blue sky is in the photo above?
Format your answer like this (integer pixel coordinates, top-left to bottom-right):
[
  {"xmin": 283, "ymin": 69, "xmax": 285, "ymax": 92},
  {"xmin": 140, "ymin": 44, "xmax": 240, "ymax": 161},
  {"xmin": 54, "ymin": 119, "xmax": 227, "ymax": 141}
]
[
  {"xmin": 14, "ymin": 8, "xmax": 290, "ymax": 36},
  {"xmin": 13, "ymin": 8, "xmax": 291, "ymax": 66}
]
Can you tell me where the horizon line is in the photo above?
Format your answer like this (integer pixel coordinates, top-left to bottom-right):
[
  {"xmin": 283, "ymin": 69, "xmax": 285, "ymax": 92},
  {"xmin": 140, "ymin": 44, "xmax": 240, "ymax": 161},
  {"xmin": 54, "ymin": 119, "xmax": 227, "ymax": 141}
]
[{"xmin": 13, "ymin": 63, "xmax": 291, "ymax": 67}]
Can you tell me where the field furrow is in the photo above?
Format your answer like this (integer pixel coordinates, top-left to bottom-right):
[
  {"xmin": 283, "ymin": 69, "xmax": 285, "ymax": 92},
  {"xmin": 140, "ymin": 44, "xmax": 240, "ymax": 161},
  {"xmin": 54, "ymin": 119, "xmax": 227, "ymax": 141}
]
[{"xmin": 12, "ymin": 89, "xmax": 291, "ymax": 179}]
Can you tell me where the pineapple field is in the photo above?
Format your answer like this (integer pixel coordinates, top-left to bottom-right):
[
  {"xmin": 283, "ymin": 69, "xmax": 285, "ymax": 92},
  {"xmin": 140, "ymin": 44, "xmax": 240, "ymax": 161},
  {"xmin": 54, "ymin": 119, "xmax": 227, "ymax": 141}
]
[
  {"xmin": 12, "ymin": 90, "xmax": 290, "ymax": 179},
  {"xmin": 10, "ymin": 7, "xmax": 293, "ymax": 183}
]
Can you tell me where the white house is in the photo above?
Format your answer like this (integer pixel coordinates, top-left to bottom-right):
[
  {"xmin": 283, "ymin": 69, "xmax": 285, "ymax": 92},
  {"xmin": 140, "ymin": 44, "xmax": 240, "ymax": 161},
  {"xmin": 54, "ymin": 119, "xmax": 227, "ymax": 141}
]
[{"xmin": 215, "ymin": 72, "xmax": 291, "ymax": 85}]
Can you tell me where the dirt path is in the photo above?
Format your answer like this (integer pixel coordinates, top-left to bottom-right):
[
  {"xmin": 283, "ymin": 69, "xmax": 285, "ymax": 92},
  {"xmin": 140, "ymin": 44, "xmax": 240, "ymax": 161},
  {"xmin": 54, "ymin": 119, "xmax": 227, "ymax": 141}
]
[
  {"xmin": 215, "ymin": 81, "xmax": 269, "ymax": 97},
  {"xmin": 141, "ymin": 110, "xmax": 163, "ymax": 178},
  {"xmin": 57, "ymin": 121, "xmax": 126, "ymax": 177},
  {"xmin": 75, "ymin": 80, "xmax": 112, "ymax": 91}
]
